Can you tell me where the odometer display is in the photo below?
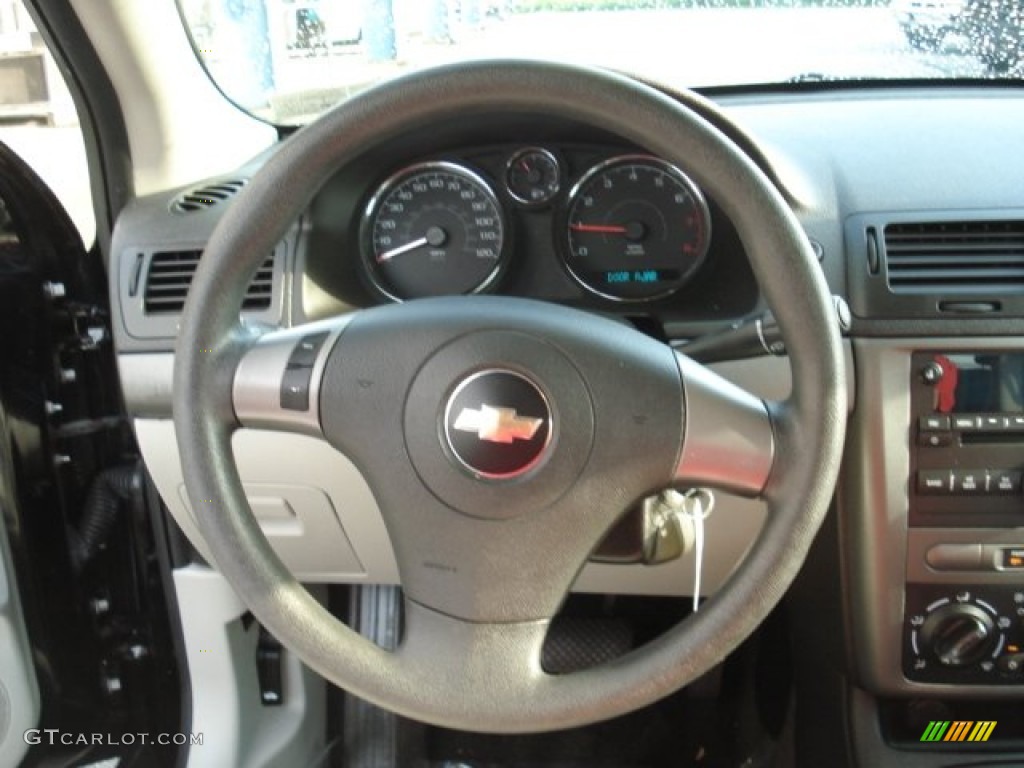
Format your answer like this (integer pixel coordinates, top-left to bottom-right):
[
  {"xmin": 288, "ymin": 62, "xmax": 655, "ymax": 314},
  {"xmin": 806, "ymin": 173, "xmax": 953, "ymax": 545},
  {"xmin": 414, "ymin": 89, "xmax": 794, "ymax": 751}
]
[
  {"xmin": 564, "ymin": 155, "xmax": 711, "ymax": 301},
  {"xmin": 361, "ymin": 162, "xmax": 506, "ymax": 301}
]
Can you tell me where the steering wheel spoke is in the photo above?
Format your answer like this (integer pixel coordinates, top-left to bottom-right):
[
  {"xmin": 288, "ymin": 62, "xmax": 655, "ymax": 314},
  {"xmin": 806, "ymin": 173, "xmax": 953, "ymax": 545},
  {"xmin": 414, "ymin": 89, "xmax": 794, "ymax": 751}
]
[
  {"xmin": 232, "ymin": 316, "xmax": 352, "ymax": 436},
  {"xmin": 393, "ymin": 599, "xmax": 551, "ymax": 709},
  {"xmin": 672, "ymin": 351, "xmax": 776, "ymax": 497},
  {"xmin": 375, "ymin": 488, "xmax": 625, "ymax": 623}
]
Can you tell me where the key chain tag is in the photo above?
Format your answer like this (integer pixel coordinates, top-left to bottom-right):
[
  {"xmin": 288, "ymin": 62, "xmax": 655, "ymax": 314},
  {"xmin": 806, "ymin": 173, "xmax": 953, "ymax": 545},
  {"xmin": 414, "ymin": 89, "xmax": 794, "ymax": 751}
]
[{"xmin": 680, "ymin": 489, "xmax": 715, "ymax": 613}]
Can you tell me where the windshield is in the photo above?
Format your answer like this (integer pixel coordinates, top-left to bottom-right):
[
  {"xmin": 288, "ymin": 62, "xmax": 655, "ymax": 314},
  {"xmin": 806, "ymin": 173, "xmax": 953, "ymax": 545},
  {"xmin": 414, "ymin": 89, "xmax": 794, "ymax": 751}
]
[{"xmin": 179, "ymin": 0, "xmax": 1023, "ymax": 125}]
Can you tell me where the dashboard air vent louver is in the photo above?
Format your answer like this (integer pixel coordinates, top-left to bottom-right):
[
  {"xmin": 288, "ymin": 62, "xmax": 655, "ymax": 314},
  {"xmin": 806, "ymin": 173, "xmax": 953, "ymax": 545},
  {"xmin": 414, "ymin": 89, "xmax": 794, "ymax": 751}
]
[
  {"xmin": 172, "ymin": 179, "xmax": 247, "ymax": 213},
  {"xmin": 884, "ymin": 220, "xmax": 1024, "ymax": 294},
  {"xmin": 144, "ymin": 250, "xmax": 274, "ymax": 313}
]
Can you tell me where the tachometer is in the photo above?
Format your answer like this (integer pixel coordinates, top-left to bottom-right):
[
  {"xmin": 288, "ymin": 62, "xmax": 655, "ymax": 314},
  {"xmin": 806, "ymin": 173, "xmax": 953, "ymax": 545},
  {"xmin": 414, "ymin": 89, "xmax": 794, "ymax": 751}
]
[
  {"xmin": 361, "ymin": 162, "xmax": 506, "ymax": 301},
  {"xmin": 563, "ymin": 155, "xmax": 711, "ymax": 301}
]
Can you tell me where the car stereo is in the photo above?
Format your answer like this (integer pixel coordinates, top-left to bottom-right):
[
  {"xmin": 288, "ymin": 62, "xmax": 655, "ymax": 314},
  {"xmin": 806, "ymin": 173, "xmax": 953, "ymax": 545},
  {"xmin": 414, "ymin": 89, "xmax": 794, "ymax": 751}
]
[{"xmin": 910, "ymin": 351, "xmax": 1024, "ymax": 528}]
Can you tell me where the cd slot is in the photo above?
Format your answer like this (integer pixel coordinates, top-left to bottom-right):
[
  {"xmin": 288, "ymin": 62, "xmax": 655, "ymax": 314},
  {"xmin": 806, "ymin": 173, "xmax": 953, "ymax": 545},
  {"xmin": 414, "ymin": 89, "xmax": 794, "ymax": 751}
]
[{"xmin": 961, "ymin": 432, "xmax": 1024, "ymax": 445}]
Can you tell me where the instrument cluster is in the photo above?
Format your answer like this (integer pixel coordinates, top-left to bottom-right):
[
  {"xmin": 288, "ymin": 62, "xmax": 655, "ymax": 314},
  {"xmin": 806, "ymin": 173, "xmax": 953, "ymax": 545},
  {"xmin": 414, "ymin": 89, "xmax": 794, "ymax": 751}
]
[{"xmin": 358, "ymin": 145, "xmax": 713, "ymax": 304}]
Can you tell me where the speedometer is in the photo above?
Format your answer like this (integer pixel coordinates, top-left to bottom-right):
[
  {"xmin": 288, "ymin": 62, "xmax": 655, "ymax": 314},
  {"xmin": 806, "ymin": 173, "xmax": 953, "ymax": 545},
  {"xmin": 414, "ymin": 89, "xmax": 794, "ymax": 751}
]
[
  {"xmin": 563, "ymin": 155, "xmax": 711, "ymax": 301},
  {"xmin": 361, "ymin": 162, "xmax": 507, "ymax": 301}
]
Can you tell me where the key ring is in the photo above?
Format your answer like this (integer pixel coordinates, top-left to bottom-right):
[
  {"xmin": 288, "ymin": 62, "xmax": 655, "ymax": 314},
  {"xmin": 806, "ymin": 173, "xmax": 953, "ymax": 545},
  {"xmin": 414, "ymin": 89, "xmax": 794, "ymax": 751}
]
[{"xmin": 681, "ymin": 487, "xmax": 715, "ymax": 520}]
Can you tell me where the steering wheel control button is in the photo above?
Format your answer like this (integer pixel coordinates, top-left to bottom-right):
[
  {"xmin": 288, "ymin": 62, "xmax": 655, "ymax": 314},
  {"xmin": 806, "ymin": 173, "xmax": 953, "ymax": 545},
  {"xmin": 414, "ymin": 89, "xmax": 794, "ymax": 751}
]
[
  {"xmin": 280, "ymin": 367, "xmax": 313, "ymax": 411},
  {"xmin": 278, "ymin": 332, "xmax": 331, "ymax": 411},
  {"xmin": 444, "ymin": 370, "xmax": 552, "ymax": 480},
  {"xmin": 287, "ymin": 332, "xmax": 329, "ymax": 368}
]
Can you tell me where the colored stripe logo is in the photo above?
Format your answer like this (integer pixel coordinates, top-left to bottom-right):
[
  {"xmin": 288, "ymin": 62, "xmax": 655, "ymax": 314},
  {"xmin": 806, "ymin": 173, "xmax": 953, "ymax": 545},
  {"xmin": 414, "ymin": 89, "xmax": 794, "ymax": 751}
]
[{"xmin": 920, "ymin": 721, "xmax": 996, "ymax": 742}]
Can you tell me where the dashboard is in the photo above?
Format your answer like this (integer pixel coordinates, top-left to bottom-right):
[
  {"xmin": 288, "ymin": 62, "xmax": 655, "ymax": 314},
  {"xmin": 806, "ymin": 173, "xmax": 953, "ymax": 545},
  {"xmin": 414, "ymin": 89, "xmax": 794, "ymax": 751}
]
[{"xmin": 108, "ymin": 81, "xmax": 1024, "ymax": 761}]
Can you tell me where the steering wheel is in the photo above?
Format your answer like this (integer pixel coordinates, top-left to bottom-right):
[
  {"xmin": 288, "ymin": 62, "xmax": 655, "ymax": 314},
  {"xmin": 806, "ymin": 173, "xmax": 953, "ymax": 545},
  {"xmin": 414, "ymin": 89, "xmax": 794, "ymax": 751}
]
[{"xmin": 173, "ymin": 60, "xmax": 845, "ymax": 733}]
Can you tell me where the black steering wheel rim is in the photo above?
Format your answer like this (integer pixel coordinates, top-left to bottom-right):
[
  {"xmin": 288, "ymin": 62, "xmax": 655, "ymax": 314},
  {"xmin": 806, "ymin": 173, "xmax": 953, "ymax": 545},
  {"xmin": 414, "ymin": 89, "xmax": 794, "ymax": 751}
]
[{"xmin": 173, "ymin": 59, "xmax": 846, "ymax": 733}]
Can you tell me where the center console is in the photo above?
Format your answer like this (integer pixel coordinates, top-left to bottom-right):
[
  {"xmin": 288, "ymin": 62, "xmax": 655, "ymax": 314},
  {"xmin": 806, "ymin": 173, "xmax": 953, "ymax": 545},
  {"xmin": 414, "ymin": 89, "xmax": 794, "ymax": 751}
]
[
  {"xmin": 903, "ymin": 351, "xmax": 1024, "ymax": 686},
  {"xmin": 845, "ymin": 339, "xmax": 1024, "ymax": 703},
  {"xmin": 844, "ymin": 339, "xmax": 1024, "ymax": 762}
]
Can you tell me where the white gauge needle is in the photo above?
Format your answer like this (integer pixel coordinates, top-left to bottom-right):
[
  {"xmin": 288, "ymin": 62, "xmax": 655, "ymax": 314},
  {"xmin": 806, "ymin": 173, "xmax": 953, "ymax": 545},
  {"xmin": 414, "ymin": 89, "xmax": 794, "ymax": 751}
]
[
  {"xmin": 377, "ymin": 226, "xmax": 447, "ymax": 263},
  {"xmin": 377, "ymin": 237, "xmax": 428, "ymax": 263}
]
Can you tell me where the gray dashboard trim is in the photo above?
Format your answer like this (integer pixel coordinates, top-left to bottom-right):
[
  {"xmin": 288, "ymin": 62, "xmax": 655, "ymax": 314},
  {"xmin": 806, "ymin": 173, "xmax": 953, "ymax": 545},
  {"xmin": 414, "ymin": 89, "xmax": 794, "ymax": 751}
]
[{"xmin": 119, "ymin": 353, "xmax": 176, "ymax": 417}]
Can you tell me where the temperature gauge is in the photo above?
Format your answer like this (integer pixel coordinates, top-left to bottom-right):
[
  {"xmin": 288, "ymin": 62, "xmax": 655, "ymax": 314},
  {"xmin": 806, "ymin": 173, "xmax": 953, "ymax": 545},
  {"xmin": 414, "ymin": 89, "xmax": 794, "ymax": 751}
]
[{"xmin": 505, "ymin": 147, "xmax": 562, "ymax": 207}]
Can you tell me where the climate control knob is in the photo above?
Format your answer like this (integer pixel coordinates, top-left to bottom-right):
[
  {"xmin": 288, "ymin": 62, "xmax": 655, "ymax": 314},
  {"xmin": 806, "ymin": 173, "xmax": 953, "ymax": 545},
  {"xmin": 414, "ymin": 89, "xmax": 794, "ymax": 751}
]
[{"xmin": 920, "ymin": 604, "xmax": 997, "ymax": 667}]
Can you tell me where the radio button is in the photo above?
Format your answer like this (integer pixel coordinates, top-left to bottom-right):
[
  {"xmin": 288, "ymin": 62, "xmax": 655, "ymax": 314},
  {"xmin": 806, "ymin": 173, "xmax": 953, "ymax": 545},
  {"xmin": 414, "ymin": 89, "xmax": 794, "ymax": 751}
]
[
  {"xmin": 917, "ymin": 431, "xmax": 952, "ymax": 448},
  {"xmin": 990, "ymin": 470, "xmax": 1022, "ymax": 494},
  {"xmin": 952, "ymin": 415, "xmax": 979, "ymax": 430},
  {"xmin": 952, "ymin": 470, "xmax": 985, "ymax": 494},
  {"xmin": 918, "ymin": 470, "xmax": 951, "ymax": 494},
  {"xmin": 981, "ymin": 415, "xmax": 1007, "ymax": 430},
  {"xmin": 920, "ymin": 415, "xmax": 951, "ymax": 432}
]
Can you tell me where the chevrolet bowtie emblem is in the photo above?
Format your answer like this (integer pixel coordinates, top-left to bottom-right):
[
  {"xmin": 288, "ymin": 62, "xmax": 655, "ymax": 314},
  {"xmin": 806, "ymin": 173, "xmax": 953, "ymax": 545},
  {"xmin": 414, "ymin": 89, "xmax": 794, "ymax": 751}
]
[{"xmin": 453, "ymin": 405, "xmax": 543, "ymax": 444}]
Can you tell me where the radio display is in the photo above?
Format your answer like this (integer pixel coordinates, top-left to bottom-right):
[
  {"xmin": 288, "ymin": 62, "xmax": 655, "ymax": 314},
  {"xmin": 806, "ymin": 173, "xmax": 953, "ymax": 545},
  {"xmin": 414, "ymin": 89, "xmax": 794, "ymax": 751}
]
[{"xmin": 931, "ymin": 353, "xmax": 1024, "ymax": 414}]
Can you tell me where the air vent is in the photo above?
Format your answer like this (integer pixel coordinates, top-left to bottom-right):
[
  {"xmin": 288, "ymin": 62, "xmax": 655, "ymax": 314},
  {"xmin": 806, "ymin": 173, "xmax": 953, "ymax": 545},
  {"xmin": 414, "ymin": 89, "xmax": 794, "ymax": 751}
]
[
  {"xmin": 144, "ymin": 250, "xmax": 274, "ymax": 313},
  {"xmin": 171, "ymin": 179, "xmax": 247, "ymax": 213},
  {"xmin": 885, "ymin": 220, "xmax": 1024, "ymax": 294}
]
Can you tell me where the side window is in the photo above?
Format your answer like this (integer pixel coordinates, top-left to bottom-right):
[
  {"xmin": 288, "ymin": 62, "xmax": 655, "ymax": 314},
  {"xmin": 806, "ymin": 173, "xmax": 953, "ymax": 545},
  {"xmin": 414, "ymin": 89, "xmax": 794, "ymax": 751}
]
[{"xmin": 0, "ymin": 0, "xmax": 95, "ymax": 246}]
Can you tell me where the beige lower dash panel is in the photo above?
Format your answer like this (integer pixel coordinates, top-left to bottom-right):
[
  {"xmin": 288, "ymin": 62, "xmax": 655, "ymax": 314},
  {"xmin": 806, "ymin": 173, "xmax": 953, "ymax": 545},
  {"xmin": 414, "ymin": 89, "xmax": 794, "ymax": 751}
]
[{"xmin": 178, "ymin": 482, "xmax": 365, "ymax": 577}]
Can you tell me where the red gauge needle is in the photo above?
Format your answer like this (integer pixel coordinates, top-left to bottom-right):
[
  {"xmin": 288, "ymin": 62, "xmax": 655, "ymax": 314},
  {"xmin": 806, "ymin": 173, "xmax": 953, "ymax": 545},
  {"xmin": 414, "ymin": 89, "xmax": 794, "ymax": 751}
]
[{"xmin": 570, "ymin": 223, "xmax": 628, "ymax": 234}]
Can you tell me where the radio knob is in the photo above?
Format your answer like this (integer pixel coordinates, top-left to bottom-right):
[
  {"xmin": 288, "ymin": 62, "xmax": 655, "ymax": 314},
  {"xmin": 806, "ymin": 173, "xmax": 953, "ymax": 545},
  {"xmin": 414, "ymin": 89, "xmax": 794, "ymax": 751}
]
[
  {"xmin": 921, "ymin": 361, "xmax": 945, "ymax": 385},
  {"xmin": 920, "ymin": 604, "xmax": 996, "ymax": 667}
]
